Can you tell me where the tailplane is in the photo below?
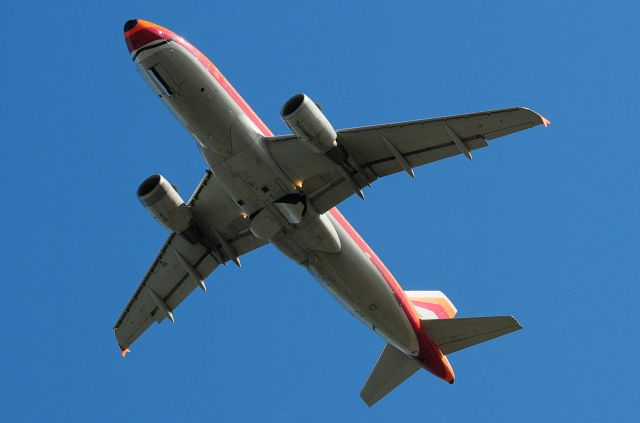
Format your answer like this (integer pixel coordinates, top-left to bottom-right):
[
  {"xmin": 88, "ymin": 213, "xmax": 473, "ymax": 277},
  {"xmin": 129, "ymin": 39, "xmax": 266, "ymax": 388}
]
[
  {"xmin": 360, "ymin": 343, "xmax": 420, "ymax": 407},
  {"xmin": 360, "ymin": 290, "xmax": 521, "ymax": 406},
  {"xmin": 421, "ymin": 316, "xmax": 522, "ymax": 355}
]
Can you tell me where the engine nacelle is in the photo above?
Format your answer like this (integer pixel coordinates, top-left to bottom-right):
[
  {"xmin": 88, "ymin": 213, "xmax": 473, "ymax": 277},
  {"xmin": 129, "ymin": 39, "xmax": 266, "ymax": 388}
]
[
  {"xmin": 137, "ymin": 174, "xmax": 193, "ymax": 235},
  {"xmin": 281, "ymin": 93, "xmax": 337, "ymax": 154}
]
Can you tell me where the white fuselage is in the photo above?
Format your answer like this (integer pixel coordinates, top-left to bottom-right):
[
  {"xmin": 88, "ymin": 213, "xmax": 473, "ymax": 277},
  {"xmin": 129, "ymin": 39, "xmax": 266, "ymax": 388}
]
[{"xmin": 133, "ymin": 38, "xmax": 420, "ymax": 356}]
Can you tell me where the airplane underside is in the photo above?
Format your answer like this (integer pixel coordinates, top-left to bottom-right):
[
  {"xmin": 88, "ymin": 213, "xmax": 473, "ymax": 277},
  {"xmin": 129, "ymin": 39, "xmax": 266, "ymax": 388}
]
[{"xmin": 116, "ymin": 19, "xmax": 545, "ymax": 406}]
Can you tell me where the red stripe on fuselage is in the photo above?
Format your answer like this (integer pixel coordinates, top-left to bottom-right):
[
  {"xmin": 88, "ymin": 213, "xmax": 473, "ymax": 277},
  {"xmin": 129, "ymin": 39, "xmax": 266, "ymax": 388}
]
[{"xmin": 169, "ymin": 37, "xmax": 273, "ymax": 137}]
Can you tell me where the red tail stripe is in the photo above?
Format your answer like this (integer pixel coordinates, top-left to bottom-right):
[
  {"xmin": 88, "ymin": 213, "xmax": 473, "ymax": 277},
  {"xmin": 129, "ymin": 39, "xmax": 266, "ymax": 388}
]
[{"xmin": 411, "ymin": 300, "xmax": 450, "ymax": 319}]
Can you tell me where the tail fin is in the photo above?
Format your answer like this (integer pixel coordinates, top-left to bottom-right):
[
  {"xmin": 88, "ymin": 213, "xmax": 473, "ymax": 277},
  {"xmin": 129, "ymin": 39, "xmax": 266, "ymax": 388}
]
[
  {"xmin": 405, "ymin": 290, "xmax": 457, "ymax": 319},
  {"xmin": 361, "ymin": 290, "xmax": 521, "ymax": 406},
  {"xmin": 407, "ymin": 291, "xmax": 522, "ymax": 354},
  {"xmin": 360, "ymin": 344, "xmax": 420, "ymax": 407},
  {"xmin": 421, "ymin": 316, "xmax": 522, "ymax": 355}
]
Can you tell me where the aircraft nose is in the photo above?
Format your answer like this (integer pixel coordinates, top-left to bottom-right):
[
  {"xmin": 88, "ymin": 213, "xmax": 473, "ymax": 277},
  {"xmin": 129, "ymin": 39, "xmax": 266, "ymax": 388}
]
[
  {"xmin": 124, "ymin": 19, "xmax": 138, "ymax": 32},
  {"xmin": 123, "ymin": 19, "xmax": 175, "ymax": 54}
]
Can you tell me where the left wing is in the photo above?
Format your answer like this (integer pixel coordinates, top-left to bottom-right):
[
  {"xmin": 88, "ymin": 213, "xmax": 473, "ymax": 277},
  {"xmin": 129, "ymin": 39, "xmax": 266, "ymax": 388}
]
[
  {"xmin": 266, "ymin": 107, "xmax": 549, "ymax": 213},
  {"xmin": 114, "ymin": 171, "xmax": 267, "ymax": 354}
]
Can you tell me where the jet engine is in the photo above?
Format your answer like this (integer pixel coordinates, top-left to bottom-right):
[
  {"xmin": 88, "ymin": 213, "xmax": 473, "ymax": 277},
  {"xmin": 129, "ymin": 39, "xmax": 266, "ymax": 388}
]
[
  {"xmin": 137, "ymin": 174, "xmax": 200, "ymax": 243},
  {"xmin": 281, "ymin": 93, "xmax": 337, "ymax": 154}
]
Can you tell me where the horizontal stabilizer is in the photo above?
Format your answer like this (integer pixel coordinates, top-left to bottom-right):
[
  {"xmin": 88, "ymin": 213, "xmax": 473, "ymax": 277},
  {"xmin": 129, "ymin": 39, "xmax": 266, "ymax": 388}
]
[
  {"xmin": 361, "ymin": 344, "xmax": 420, "ymax": 407},
  {"xmin": 421, "ymin": 316, "xmax": 522, "ymax": 355}
]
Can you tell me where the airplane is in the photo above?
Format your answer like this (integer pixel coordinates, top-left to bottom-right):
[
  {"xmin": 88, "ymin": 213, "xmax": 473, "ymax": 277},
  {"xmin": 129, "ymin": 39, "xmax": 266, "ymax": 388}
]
[{"xmin": 115, "ymin": 19, "xmax": 549, "ymax": 406}]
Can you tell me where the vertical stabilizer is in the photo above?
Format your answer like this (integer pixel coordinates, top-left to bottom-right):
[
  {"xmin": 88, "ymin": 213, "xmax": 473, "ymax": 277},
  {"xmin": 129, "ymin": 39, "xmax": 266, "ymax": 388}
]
[{"xmin": 405, "ymin": 290, "xmax": 457, "ymax": 320}]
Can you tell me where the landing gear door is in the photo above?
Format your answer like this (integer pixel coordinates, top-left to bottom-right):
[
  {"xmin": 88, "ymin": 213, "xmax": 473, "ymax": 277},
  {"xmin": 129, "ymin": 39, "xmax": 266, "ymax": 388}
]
[{"xmin": 145, "ymin": 63, "xmax": 182, "ymax": 98}]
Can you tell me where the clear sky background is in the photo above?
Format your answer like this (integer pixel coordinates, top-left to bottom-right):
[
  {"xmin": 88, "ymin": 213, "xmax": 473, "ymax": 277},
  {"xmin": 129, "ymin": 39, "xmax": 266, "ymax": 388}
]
[{"xmin": 1, "ymin": 1, "xmax": 638, "ymax": 421}]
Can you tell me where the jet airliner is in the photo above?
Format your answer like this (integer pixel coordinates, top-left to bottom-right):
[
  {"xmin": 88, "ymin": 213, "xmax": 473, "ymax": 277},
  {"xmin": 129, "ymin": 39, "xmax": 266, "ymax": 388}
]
[{"xmin": 115, "ymin": 19, "xmax": 549, "ymax": 406}]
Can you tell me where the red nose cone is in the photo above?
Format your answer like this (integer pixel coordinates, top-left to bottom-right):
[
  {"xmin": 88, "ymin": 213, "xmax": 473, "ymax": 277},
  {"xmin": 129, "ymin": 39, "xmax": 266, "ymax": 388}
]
[
  {"xmin": 124, "ymin": 19, "xmax": 138, "ymax": 32},
  {"xmin": 124, "ymin": 19, "xmax": 175, "ymax": 53}
]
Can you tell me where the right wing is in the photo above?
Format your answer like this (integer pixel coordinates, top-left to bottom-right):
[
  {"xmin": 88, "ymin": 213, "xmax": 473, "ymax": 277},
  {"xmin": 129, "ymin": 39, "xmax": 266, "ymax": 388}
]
[
  {"xmin": 267, "ymin": 107, "xmax": 549, "ymax": 214},
  {"xmin": 113, "ymin": 171, "xmax": 267, "ymax": 354}
]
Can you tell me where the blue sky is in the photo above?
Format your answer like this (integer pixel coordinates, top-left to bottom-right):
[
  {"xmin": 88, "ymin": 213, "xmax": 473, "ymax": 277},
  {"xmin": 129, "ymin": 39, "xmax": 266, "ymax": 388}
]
[{"xmin": 2, "ymin": 0, "xmax": 639, "ymax": 421}]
